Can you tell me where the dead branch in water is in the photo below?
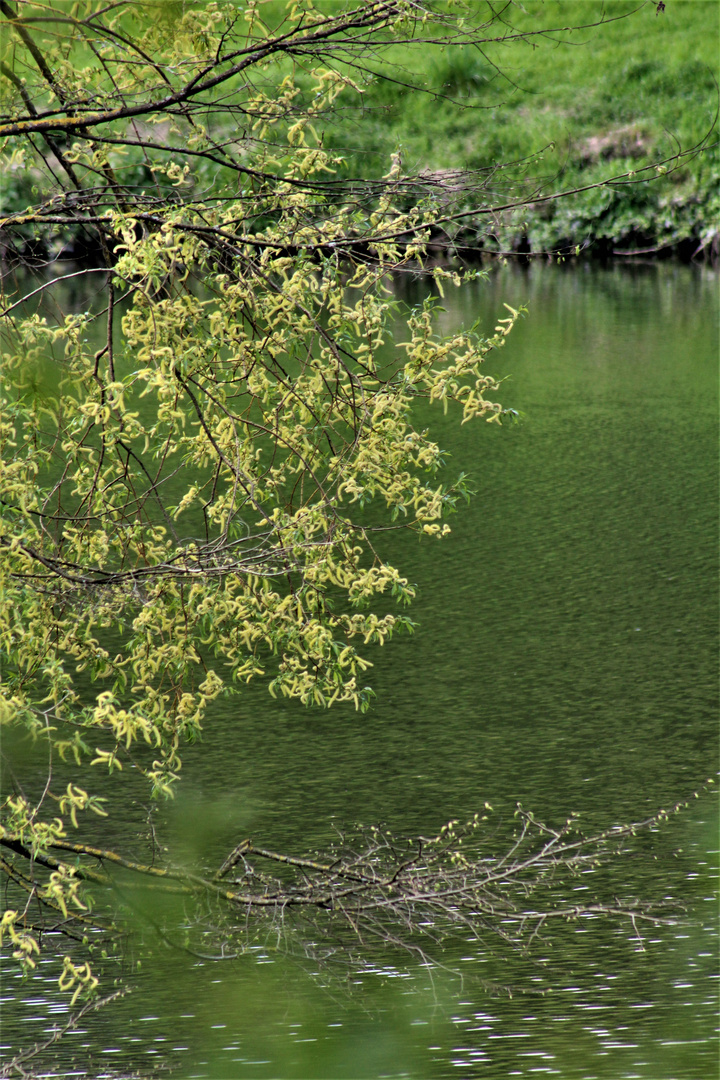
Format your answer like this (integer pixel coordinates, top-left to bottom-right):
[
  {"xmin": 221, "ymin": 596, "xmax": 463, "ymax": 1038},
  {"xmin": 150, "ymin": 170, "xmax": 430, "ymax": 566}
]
[{"xmin": 2, "ymin": 795, "xmax": 700, "ymax": 976}]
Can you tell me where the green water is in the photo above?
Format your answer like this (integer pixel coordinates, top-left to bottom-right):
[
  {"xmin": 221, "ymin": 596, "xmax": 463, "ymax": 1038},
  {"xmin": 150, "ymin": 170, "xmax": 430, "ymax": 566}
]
[{"xmin": 2, "ymin": 262, "xmax": 718, "ymax": 1078}]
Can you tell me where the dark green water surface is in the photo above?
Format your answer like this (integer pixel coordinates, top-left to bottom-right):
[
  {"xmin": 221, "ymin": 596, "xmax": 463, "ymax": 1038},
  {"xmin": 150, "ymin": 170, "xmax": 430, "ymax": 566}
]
[{"xmin": 2, "ymin": 262, "xmax": 718, "ymax": 1078}]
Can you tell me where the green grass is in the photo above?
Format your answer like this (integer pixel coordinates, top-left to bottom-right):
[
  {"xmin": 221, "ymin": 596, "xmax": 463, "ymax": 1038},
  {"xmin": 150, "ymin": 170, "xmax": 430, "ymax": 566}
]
[{"xmin": 323, "ymin": 0, "xmax": 720, "ymax": 254}]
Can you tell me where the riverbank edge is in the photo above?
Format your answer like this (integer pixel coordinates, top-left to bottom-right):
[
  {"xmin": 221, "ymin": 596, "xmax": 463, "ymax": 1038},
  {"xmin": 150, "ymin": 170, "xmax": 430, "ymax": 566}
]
[{"xmin": 2, "ymin": 221, "xmax": 718, "ymax": 274}]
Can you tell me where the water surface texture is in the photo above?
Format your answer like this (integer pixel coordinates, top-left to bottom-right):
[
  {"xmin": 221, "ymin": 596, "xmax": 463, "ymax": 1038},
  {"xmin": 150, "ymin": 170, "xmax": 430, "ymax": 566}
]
[{"xmin": 2, "ymin": 262, "xmax": 717, "ymax": 1079}]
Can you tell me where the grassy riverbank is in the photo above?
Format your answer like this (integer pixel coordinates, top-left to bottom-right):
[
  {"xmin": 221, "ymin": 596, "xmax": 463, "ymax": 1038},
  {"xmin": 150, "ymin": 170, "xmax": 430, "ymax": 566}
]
[
  {"xmin": 1, "ymin": 1, "xmax": 717, "ymax": 260},
  {"xmin": 327, "ymin": 0, "xmax": 719, "ymax": 257}
]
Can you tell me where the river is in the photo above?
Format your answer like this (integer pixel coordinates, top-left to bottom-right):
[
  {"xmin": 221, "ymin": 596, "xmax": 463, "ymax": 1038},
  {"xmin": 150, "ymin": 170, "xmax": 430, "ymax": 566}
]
[{"xmin": 1, "ymin": 260, "xmax": 717, "ymax": 1079}]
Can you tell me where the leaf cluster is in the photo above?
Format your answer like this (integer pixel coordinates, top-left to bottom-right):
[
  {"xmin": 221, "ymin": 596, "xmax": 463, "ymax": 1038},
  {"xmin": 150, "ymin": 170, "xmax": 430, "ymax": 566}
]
[{"xmin": 0, "ymin": 2, "xmax": 527, "ymax": 812}]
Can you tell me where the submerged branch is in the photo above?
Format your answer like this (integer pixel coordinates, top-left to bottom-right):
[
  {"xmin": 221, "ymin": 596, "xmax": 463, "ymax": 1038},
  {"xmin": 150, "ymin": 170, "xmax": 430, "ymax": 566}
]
[
  {"xmin": 1, "ymin": 795, "xmax": 701, "ymax": 980},
  {"xmin": 0, "ymin": 989, "xmax": 127, "ymax": 1080}
]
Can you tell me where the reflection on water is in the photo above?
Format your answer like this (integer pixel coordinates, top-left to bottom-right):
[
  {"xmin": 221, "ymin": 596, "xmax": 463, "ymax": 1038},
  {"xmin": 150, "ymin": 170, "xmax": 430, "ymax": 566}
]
[
  {"xmin": 1, "ymin": 262, "xmax": 717, "ymax": 1078},
  {"xmin": 4, "ymin": 878, "xmax": 717, "ymax": 1079}
]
